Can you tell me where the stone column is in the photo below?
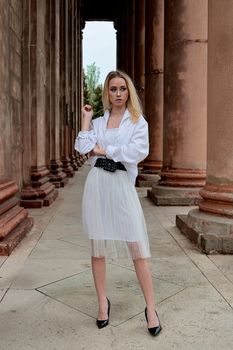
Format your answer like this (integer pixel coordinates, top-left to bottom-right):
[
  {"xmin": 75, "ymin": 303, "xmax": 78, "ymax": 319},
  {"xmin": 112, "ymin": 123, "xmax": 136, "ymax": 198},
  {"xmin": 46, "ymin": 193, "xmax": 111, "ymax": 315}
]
[
  {"xmin": 48, "ymin": 0, "xmax": 67, "ymax": 187},
  {"xmin": 74, "ymin": 0, "xmax": 84, "ymax": 167},
  {"xmin": 116, "ymin": 19, "xmax": 122, "ymax": 71},
  {"xmin": 21, "ymin": 0, "xmax": 58, "ymax": 207},
  {"xmin": 148, "ymin": 0, "xmax": 207, "ymax": 205},
  {"xmin": 69, "ymin": 0, "xmax": 78, "ymax": 171},
  {"xmin": 177, "ymin": 0, "xmax": 233, "ymax": 253},
  {"xmin": 134, "ymin": 0, "xmax": 145, "ymax": 109},
  {"xmin": 116, "ymin": 2, "xmax": 127, "ymax": 72},
  {"xmin": 138, "ymin": 0, "xmax": 164, "ymax": 186},
  {"xmin": 125, "ymin": 0, "xmax": 135, "ymax": 79},
  {"xmin": 61, "ymin": 0, "xmax": 74, "ymax": 177}
]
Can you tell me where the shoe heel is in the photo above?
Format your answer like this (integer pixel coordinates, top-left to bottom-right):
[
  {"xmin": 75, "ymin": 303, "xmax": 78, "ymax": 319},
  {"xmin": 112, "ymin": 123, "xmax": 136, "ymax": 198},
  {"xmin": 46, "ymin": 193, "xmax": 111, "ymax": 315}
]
[
  {"xmin": 145, "ymin": 307, "xmax": 162, "ymax": 337},
  {"xmin": 96, "ymin": 298, "xmax": 111, "ymax": 329}
]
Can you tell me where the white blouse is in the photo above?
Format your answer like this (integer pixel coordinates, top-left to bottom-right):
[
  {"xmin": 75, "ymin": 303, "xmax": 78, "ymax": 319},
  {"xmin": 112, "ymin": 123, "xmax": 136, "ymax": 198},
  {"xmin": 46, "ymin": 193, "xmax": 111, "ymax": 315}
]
[{"xmin": 74, "ymin": 109, "xmax": 149, "ymax": 184}]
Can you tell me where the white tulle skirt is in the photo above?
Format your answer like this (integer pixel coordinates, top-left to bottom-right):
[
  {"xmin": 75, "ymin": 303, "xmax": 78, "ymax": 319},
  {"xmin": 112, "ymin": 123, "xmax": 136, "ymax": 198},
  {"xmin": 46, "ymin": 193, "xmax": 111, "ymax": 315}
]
[{"xmin": 82, "ymin": 167, "xmax": 150, "ymax": 260}]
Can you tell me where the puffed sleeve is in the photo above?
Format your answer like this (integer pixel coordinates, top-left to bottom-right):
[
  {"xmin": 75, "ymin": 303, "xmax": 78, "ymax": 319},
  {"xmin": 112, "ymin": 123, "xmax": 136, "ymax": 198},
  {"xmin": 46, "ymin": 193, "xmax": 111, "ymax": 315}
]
[
  {"xmin": 106, "ymin": 117, "xmax": 149, "ymax": 164},
  {"xmin": 74, "ymin": 127, "xmax": 97, "ymax": 155}
]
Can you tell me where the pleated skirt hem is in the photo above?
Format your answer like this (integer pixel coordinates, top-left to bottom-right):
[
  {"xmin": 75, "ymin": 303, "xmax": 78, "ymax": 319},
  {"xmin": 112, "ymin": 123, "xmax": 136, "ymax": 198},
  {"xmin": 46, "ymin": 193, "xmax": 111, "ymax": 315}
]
[
  {"xmin": 90, "ymin": 239, "xmax": 151, "ymax": 260},
  {"xmin": 82, "ymin": 167, "xmax": 151, "ymax": 259}
]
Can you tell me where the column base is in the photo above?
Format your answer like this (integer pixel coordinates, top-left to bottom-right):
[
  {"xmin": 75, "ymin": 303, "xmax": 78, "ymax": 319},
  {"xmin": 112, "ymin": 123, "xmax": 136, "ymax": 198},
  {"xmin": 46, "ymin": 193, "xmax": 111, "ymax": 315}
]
[
  {"xmin": 136, "ymin": 173, "xmax": 160, "ymax": 187},
  {"xmin": 49, "ymin": 160, "xmax": 68, "ymax": 188},
  {"xmin": 159, "ymin": 168, "xmax": 206, "ymax": 187},
  {"xmin": 0, "ymin": 217, "xmax": 33, "ymax": 256},
  {"xmin": 62, "ymin": 157, "xmax": 75, "ymax": 177},
  {"xmin": 49, "ymin": 176, "xmax": 69, "ymax": 188},
  {"xmin": 20, "ymin": 186, "xmax": 58, "ymax": 208},
  {"xmin": 70, "ymin": 155, "xmax": 79, "ymax": 171},
  {"xmin": 199, "ymin": 183, "xmax": 233, "ymax": 218},
  {"xmin": 176, "ymin": 208, "xmax": 233, "ymax": 254},
  {"xmin": 141, "ymin": 160, "xmax": 162, "ymax": 174},
  {"xmin": 148, "ymin": 185, "xmax": 202, "ymax": 206},
  {"xmin": 78, "ymin": 154, "xmax": 87, "ymax": 165},
  {"xmin": 76, "ymin": 154, "xmax": 83, "ymax": 167},
  {"xmin": 20, "ymin": 166, "xmax": 59, "ymax": 208},
  {"xmin": 0, "ymin": 180, "xmax": 33, "ymax": 256}
]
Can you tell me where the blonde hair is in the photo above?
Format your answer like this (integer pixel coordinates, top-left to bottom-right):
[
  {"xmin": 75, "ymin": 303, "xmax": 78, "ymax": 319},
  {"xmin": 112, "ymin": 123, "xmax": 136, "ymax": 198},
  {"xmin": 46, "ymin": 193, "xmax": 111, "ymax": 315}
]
[{"xmin": 102, "ymin": 70, "xmax": 142, "ymax": 123}]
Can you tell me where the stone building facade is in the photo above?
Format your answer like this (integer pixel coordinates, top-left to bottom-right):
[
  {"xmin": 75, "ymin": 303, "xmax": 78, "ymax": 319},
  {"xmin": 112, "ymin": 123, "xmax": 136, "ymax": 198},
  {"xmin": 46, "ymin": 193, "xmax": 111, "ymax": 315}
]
[{"xmin": 0, "ymin": 0, "xmax": 233, "ymax": 255}]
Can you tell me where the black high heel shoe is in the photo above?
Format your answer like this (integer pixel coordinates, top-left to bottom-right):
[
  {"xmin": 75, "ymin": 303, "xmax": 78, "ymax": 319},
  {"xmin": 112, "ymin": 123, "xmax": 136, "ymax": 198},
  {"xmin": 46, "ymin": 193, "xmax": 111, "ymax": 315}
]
[
  {"xmin": 145, "ymin": 307, "xmax": 162, "ymax": 337},
  {"xmin": 96, "ymin": 298, "xmax": 111, "ymax": 329}
]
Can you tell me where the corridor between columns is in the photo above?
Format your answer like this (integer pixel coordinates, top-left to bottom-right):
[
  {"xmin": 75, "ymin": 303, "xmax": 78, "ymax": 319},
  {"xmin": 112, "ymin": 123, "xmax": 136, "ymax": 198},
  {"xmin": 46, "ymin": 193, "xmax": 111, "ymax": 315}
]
[{"xmin": 0, "ymin": 0, "xmax": 233, "ymax": 256}]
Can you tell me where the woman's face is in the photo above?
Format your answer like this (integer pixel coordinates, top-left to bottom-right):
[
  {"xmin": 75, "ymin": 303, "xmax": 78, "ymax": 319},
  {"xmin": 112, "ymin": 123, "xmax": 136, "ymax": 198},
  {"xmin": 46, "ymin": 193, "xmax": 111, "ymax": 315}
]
[{"xmin": 108, "ymin": 77, "xmax": 129, "ymax": 108}]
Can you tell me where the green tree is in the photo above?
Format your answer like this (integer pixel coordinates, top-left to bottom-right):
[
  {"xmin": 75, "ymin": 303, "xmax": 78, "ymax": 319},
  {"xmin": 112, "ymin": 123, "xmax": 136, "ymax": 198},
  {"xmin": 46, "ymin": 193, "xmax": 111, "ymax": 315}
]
[{"xmin": 83, "ymin": 63, "xmax": 103, "ymax": 118}]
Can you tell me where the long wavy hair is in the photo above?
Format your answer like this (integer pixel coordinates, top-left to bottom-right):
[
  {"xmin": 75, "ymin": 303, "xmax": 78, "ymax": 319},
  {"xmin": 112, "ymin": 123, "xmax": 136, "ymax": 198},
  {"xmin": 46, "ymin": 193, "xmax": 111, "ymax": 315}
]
[{"xmin": 102, "ymin": 70, "xmax": 142, "ymax": 123}]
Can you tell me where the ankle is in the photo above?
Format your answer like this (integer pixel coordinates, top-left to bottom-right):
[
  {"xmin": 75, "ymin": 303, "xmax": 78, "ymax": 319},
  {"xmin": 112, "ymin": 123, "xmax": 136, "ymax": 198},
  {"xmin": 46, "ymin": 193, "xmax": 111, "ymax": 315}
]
[{"xmin": 146, "ymin": 304, "xmax": 155, "ymax": 311}]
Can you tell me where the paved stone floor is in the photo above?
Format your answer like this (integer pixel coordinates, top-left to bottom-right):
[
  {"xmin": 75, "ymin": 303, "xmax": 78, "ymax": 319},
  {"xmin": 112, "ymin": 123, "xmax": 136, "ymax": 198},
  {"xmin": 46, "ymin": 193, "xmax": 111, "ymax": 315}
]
[{"xmin": 1, "ymin": 164, "xmax": 233, "ymax": 350}]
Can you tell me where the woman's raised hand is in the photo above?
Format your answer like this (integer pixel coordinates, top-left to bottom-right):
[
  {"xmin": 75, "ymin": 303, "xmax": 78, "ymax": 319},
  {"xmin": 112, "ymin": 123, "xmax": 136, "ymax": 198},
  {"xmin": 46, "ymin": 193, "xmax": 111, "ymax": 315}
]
[
  {"xmin": 82, "ymin": 104, "xmax": 93, "ymax": 119},
  {"xmin": 81, "ymin": 105, "xmax": 93, "ymax": 131}
]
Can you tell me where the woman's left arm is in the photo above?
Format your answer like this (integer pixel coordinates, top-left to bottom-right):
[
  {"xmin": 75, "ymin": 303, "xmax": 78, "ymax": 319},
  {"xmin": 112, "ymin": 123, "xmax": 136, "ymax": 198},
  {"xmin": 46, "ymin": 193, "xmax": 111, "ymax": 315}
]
[{"xmin": 106, "ymin": 118, "xmax": 149, "ymax": 164}]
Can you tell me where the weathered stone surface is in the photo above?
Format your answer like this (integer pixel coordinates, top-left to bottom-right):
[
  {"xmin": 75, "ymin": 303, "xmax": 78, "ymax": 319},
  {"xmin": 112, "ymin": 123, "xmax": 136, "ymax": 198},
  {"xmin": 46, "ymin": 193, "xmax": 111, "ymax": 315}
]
[
  {"xmin": 43, "ymin": 189, "xmax": 59, "ymax": 206},
  {"xmin": 0, "ymin": 206, "xmax": 28, "ymax": 239},
  {"xmin": 176, "ymin": 209, "xmax": 233, "ymax": 254},
  {"xmin": 0, "ymin": 180, "xmax": 32, "ymax": 256},
  {"xmin": 176, "ymin": 215, "xmax": 199, "ymax": 244},
  {"xmin": 148, "ymin": 186, "xmax": 202, "ymax": 206},
  {"xmin": 21, "ymin": 166, "xmax": 58, "ymax": 208},
  {"xmin": 187, "ymin": 209, "xmax": 233, "ymax": 236},
  {"xmin": 200, "ymin": 234, "xmax": 223, "ymax": 254},
  {"xmin": 62, "ymin": 157, "xmax": 75, "ymax": 177},
  {"xmin": 49, "ymin": 159, "xmax": 68, "ymax": 188},
  {"xmin": 136, "ymin": 173, "xmax": 160, "ymax": 188},
  {"xmin": 0, "ymin": 181, "xmax": 18, "ymax": 203},
  {"xmin": 0, "ymin": 217, "xmax": 33, "ymax": 256}
]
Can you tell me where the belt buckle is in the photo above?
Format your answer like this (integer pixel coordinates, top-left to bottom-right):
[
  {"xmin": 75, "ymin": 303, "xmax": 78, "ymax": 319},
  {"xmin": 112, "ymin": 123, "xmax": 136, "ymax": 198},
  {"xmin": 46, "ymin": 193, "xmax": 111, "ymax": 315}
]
[{"xmin": 103, "ymin": 159, "xmax": 117, "ymax": 172}]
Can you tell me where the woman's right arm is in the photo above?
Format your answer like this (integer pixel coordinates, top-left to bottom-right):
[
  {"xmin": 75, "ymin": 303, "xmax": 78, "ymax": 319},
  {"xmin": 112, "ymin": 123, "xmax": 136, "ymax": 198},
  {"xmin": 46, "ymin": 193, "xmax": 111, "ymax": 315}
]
[{"xmin": 74, "ymin": 105, "xmax": 97, "ymax": 154}]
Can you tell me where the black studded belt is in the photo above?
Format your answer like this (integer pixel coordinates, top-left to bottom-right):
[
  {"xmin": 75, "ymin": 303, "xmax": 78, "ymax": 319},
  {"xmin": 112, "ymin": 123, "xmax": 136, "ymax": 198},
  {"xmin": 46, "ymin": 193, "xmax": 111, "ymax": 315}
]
[{"xmin": 94, "ymin": 158, "xmax": 126, "ymax": 172}]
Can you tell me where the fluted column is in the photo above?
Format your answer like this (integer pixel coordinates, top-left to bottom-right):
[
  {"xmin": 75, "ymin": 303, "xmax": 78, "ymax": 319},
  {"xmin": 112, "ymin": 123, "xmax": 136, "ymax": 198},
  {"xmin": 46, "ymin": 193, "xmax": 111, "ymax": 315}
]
[
  {"xmin": 61, "ymin": 0, "xmax": 74, "ymax": 177},
  {"xmin": 142, "ymin": 0, "xmax": 164, "ymax": 174},
  {"xmin": 69, "ymin": 0, "xmax": 78, "ymax": 171},
  {"xmin": 48, "ymin": 0, "xmax": 67, "ymax": 187},
  {"xmin": 116, "ymin": 6, "xmax": 123, "ymax": 71},
  {"xmin": 148, "ymin": 0, "xmax": 207, "ymax": 205},
  {"xmin": 125, "ymin": 0, "xmax": 135, "ymax": 79},
  {"xmin": 75, "ymin": 0, "xmax": 84, "ymax": 166},
  {"xmin": 134, "ymin": 0, "xmax": 145, "ymax": 109},
  {"xmin": 177, "ymin": 0, "xmax": 233, "ymax": 253}
]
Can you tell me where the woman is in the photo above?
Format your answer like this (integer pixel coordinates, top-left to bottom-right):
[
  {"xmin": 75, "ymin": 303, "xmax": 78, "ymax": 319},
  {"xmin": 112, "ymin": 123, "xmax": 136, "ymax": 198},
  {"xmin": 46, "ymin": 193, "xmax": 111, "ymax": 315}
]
[{"xmin": 75, "ymin": 70, "xmax": 161, "ymax": 336}]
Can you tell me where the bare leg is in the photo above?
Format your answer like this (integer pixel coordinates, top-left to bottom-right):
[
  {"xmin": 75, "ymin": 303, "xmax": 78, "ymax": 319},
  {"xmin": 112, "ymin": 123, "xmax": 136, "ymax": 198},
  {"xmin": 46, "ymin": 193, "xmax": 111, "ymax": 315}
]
[
  {"xmin": 133, "ymin": 258, "xmax": 159, "ymax": 328},
  {"xmin": 91, "ymin": 256, "xmax": 108, "ymax": 320}
]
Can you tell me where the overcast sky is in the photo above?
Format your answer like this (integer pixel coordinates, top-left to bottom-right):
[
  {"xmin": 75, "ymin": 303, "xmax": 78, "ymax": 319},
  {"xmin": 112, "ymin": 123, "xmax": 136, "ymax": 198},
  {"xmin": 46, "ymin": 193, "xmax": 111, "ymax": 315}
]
[{"xmin": 83, "ymin": 21, "xmax": 116, "ymax": 85}]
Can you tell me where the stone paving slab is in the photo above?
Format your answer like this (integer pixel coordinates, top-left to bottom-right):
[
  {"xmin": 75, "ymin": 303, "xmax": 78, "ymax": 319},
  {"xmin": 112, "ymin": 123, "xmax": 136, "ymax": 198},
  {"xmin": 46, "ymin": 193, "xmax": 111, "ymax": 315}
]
[
  {"xmin": 11, "ymin": 258, "xmax": 91, "ymax": 290},
  {"xmin": 208, "ymin": 254, "xmax": 233, "ymax": 283},
  {"xmin": 0, "ymin": 164, "xmax": 233, "ymax": 350},
  {"xmin": 38, "ymin": 263, "xmax": 183, "ymax": 327}
]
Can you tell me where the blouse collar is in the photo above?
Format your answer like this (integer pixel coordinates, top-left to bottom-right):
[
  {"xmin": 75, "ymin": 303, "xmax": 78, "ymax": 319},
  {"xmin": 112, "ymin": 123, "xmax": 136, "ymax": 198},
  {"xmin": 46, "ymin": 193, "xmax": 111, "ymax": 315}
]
[{"xmin": 103, "ymin": 108, "xmax": 131, "ymax": 126}]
